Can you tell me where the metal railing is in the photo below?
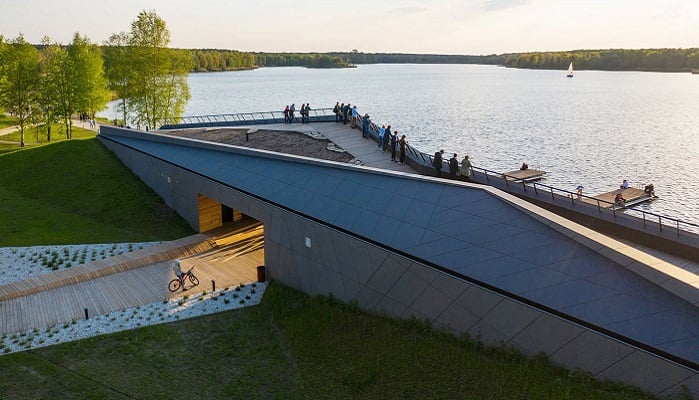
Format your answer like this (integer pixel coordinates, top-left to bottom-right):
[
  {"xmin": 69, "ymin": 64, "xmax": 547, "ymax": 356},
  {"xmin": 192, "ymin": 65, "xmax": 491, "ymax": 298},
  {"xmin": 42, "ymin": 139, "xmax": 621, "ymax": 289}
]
[
  {"xmin": 158, "ymin": 108, "xmax": 337, "ymax": 128},
  {"xmin": 465, "ymin": 164, "xmax": 699, "ymax": 236}
]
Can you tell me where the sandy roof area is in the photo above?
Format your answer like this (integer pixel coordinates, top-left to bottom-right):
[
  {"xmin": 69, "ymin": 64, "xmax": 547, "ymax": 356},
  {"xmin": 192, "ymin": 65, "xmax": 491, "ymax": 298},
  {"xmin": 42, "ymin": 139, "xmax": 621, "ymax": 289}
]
[{"xmin": 163, "ymin": 127, "xmax": 354, "ymax": 163}]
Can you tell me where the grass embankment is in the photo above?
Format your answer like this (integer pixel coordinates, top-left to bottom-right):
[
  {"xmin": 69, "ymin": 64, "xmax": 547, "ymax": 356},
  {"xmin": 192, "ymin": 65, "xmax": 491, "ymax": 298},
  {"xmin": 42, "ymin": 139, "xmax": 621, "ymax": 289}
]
[
  {"xmin": 0, "ymin": 123, "xmax": 98, "ymax": 155},
  {"xmin": 0, "ymin": 135, "xmax": 193, "ymax": 245},
  {"xmin": 0, "ymin": 282, "xmax": 660, "ymax": 400}
]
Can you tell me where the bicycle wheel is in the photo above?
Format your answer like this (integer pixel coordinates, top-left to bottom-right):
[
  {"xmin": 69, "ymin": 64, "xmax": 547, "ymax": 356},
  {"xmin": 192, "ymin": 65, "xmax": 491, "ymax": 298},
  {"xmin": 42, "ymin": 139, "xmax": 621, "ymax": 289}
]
[
  {"xmin": 168, "ymin": 278, "xmax": 181, "ymax": 292},
  {"xmin": 189, "ymin": 274, "xmax": 200, "ymax": 286}
]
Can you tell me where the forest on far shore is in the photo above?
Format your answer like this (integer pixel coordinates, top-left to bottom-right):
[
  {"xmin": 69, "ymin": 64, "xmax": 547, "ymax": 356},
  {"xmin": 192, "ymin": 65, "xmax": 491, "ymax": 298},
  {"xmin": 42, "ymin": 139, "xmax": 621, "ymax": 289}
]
[{"xmin": 189, "ymin": 48, "xmax": 699, "ymax": 73}]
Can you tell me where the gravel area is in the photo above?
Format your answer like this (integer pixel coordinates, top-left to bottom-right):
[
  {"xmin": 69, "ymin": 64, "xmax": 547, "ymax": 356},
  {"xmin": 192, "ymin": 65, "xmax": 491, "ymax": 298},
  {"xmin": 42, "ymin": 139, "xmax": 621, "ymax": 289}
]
[
  {"xmin": 0, "ymin": 244, "xmax": 266, "ymax": 355},
  {"xmin": 164, "ymin": 127, "xmax": 355, "ymax": 162}
]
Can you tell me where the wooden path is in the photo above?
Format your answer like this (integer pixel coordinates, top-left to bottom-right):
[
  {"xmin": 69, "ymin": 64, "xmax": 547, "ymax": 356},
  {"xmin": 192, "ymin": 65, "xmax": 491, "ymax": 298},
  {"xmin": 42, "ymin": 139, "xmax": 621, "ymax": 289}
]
[{"xmin": 0, "ymin": 222, "xmax": 263, "ymax": 335}]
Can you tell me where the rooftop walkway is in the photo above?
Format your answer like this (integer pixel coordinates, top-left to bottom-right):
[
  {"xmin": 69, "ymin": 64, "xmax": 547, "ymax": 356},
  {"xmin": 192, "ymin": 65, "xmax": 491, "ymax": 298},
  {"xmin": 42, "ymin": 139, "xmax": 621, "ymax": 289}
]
[{"xmin": 0, "ymin": 221, "xmax": 263, "ymax": 335}]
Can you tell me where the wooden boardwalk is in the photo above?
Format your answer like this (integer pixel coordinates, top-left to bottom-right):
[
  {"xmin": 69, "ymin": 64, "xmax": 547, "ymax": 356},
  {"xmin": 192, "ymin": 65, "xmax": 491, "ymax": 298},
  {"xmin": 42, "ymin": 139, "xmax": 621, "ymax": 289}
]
[{"xmin": 0, "ymin": 222, "xmax": 263, "ymax": 335}]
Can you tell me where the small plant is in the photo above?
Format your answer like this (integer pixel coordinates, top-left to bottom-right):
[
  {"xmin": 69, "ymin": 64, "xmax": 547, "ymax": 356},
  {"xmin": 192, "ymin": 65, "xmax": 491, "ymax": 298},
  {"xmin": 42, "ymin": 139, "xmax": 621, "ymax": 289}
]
[
  {"xmin": 224, "ymin": 299, "xmax": 230, "ymax": 304},
  {"xmin": 239, "ymin": 299, "xmax": 245, "ymax": 304}
]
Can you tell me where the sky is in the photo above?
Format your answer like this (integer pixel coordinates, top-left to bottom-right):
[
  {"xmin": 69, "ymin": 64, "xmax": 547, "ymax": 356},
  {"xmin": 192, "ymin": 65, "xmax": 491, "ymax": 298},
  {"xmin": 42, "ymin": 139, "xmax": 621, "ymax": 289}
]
[{"xmin": 1, "ymin": 0, "xmax": 698, "ymax": 55}]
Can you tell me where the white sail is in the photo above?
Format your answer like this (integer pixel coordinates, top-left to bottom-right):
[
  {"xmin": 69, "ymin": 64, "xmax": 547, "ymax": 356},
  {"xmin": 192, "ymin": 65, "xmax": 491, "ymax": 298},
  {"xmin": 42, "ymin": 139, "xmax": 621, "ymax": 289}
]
[{"xmin": 567, "ymin": 62, "xmax": 574, "ymax": 77}]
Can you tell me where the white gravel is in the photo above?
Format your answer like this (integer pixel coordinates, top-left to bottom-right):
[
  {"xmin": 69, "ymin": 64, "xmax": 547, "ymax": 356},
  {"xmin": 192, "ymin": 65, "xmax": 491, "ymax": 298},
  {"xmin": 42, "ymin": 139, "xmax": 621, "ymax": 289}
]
[{"xmin": 0, "ymin": 244, "xmax": 267, "ymax": 355}]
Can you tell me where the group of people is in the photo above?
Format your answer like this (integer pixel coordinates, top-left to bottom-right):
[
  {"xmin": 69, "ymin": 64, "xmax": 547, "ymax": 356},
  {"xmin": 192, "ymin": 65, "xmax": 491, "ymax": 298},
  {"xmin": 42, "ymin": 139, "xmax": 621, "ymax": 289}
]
[
  {"xmin": 432, "ymin": 150, "xmax": 473, "ymax": 180},
  {"xmin": 284, "ymin": 103, "xmax": 312, "ymax": 124},
  {"xmin": 333, "ymin": 102, "xmax": 359, "ymax": 126},
  {"xmin": 374, "ymin": 121, "xmax": 406, "ymax": 164},
  {"xmin": 613, "ymin": 179, "xmax": 655, "ymax": 205}
]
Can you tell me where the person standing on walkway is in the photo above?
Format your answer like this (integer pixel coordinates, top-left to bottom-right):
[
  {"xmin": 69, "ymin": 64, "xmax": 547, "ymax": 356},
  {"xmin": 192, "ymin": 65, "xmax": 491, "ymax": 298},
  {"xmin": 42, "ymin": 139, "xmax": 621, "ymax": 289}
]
[
  {"xmin": 284, "ymin": 105, "xmax": 290, "ymax": 124},
  {"xmin": 390, "ymin": 131, "xmax": 398, "ymax": 162},
  {"xmin": 289, "ymin": 104, "xmax": 296, "ymax": 123},
  {"xmin": 399, "ymin": 134, "xmax": 407, "ymax": 164},
  {"xmin": 333, "ymin": 102, "xmax": 341, "ymax": 122},
  {"xmin": 377, "ymin": 125, "xmax": 385, "ymax": 148},
  {"xmin": 460, "ymin": 155, "xmax": 472, "ymax": 180},
  {"xmin": 433, "ymin": 150, "xmax": 444, "ymax": 177},
  {"xmin": 449, "ymin": 153, "xmax": 459, "ymax": 178},
  {"xmin": 343, "ymin": 103, "xmax": 350, "ymax": 124},
  {"xmin": 351, "ymin": 106, "xmax": 358, "ymax": 128},
  {"xmin": 382, "ymin": 125, "xmax": 391, "ymax": 152},
  {"xmin": 362, "ymin": 114, "xmax": 370, "ymax": 138}
]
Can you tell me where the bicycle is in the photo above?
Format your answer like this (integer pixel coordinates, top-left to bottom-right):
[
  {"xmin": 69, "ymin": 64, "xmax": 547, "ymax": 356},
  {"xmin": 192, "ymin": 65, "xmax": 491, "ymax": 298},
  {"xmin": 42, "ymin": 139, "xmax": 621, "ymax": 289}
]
[{"xmin": 168, "ymin": 266, "xmax": 200, "ymax": 292}]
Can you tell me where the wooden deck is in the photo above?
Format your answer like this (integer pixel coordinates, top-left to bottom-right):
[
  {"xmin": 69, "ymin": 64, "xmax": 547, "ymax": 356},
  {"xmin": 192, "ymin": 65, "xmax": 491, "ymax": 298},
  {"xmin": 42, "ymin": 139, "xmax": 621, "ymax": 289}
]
[
  {"xmin": 582, "ymin": 187, "xmax": 654, "ymax": 209},
  {"xmin": 0, "ymin": 222, "xmax": 264, "ymax": 335},
  {"xmin": 503, "ymin": 169, "xmax": 547, "ymax": 182}
]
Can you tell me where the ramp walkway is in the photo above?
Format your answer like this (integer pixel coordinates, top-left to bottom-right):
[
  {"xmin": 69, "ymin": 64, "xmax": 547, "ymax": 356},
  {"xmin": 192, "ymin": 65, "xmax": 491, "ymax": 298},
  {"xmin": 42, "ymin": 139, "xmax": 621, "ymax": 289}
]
[{"xmin": 0, "ymin": 222, "xmax": 263, "ymax": 335}]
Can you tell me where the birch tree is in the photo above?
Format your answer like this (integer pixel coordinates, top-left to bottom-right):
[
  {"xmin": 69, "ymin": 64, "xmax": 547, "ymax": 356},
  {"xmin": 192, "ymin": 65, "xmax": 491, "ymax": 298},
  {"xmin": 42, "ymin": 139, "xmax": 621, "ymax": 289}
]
[{"xmin": 0, "ymin": 35, "xmax": 40, "ymax": 147}]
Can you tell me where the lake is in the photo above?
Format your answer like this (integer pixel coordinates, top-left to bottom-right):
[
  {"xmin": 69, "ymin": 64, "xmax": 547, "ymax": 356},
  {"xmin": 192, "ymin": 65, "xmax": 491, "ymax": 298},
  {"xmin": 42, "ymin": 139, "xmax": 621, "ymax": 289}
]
[{"xmin": 102, "ymin": 64, "xmax": 699, "ymax": 225}]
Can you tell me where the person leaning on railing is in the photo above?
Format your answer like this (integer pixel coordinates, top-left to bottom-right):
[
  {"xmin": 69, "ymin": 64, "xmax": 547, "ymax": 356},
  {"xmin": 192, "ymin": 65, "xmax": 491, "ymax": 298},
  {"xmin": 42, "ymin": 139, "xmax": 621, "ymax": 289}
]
[{"xmin": 460, "ymin": 155, "xmax": 472, "ymax": 180}]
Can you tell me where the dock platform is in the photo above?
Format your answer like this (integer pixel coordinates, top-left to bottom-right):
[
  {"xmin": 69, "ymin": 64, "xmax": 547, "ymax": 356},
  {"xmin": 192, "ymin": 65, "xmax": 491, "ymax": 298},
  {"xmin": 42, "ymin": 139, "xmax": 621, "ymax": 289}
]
[
  {"xmin": 584, "ymin": 187, "xmax": 655, "ymax": 209},
  {"xmin": 503, "ymin": 169, "xmax": 547, "ymax": 182}
]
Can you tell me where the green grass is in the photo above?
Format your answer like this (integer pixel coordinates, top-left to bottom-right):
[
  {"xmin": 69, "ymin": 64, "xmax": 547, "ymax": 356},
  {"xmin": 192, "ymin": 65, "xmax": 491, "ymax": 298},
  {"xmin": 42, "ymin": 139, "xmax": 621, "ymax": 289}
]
[
  {"xmin": 1, "ymin": 123, "xmax": 95, "ymax": 144},
  {"xmin": 0, "ymin": 136, "xmax": 193, "ymax": 245},
  {"xmin": 0, "ymin": 283, "xmax": 665, "ymax": 400}
]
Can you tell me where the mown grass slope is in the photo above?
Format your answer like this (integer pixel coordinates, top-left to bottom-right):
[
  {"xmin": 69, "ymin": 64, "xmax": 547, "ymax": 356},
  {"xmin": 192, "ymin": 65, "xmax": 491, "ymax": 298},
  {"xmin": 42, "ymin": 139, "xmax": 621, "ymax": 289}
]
[
  {"xmin": 0, "ymin": 135, "xmax": 193, "ymax": 245},
  {"xmin": 0, "ymin": 283, "xmax": 662, "ymax": 400}
]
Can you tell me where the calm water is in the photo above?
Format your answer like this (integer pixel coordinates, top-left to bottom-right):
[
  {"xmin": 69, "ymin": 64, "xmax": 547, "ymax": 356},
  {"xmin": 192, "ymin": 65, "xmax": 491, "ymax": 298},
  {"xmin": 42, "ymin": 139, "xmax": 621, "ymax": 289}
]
[{"xmin": 103, "ymin": 64, "xmax": 699, "ymax": 224}]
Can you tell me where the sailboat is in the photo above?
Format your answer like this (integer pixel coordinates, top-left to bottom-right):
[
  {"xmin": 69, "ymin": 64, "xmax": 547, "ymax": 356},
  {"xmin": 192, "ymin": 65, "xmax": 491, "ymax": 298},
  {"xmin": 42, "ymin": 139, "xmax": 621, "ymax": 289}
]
[{"xmin": 566, "ymin": 62, "xmax": 574, "ymax": 78}]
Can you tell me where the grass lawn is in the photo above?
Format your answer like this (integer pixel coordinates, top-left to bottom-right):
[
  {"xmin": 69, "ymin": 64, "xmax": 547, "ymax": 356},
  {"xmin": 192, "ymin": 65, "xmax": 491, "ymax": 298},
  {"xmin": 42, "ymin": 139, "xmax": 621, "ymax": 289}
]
[
  {"xmin": 0, "ymin": 135, "xmax": 193, "ymax": 245},
  {"xmin": 0, "ymin": 282, "xmax": 662, "ymax": 400},
  {"xmin": 1, "ymin": 123, "xmax": 95, "ymax": 144}
]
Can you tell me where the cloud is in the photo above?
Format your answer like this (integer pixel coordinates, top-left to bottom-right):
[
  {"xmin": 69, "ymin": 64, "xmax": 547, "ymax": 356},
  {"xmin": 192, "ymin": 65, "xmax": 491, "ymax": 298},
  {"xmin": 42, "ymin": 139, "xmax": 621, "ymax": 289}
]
[{"xmin": 481, "ymin": 0, "xmax": 529, "ymax": 11}]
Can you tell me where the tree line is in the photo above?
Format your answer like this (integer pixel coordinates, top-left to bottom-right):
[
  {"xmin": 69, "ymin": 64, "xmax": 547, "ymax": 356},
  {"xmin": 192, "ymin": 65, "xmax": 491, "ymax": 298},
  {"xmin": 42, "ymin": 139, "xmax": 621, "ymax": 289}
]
[
  {"xmin": 500, "ymin": 48, "xmax": 699, "ymax": 72},
  {"xmin": 0, "ymin": 10, "xmax": 190, "ymax": 146},
  {"xmin": 189, "ymin": 48, "xmax": 699, "ymax": 72}
]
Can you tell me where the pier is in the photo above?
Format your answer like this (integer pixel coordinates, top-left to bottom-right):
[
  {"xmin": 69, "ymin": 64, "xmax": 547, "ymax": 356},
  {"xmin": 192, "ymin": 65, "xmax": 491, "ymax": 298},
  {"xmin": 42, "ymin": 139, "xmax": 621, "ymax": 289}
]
[{"xmin": 584, "ymin": 187, "xmax": 655, "ymax": 209}]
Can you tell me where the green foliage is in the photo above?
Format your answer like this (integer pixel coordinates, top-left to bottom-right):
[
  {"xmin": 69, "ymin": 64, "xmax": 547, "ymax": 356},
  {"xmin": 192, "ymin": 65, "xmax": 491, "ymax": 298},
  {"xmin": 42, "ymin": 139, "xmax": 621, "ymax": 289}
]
[
  {"xmin": 122, "ymin": 10, "xmax": 191, "ymax": 129},
  {"xmin": 0, "ymin": 138, "xmax": 193, "ymax": 245},
  {"xmin": 0, "ymin": 282, "xmax": 660, "ymax": 399}
]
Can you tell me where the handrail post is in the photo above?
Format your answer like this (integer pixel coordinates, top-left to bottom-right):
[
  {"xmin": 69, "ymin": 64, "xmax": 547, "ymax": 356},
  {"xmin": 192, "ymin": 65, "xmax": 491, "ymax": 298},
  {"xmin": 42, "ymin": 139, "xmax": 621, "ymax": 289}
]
[
  {"xmin": 533, "ymin": 183, "xmax": 538, "ymax": 196},
  {"xmin": 658, "ymin": 216, "xmax": 662, "ymax": 232},
  {"xmin": 677, "ymin": 221, "xmax": 680, "ymax": 237},
  {"xmin": 550, "ymin": 188, "xmax": 554, "ymax": 201}
]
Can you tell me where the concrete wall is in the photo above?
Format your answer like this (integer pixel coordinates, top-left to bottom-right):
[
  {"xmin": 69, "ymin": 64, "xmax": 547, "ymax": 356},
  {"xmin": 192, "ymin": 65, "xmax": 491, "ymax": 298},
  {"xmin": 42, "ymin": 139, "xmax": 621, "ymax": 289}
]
[{"xmin": 98, "ymin": 130, "xmax": 697, "ymax": 398}]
